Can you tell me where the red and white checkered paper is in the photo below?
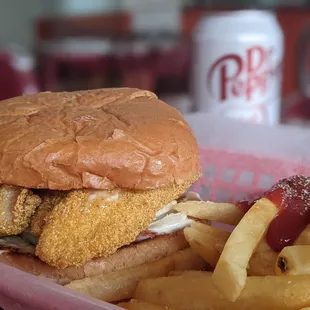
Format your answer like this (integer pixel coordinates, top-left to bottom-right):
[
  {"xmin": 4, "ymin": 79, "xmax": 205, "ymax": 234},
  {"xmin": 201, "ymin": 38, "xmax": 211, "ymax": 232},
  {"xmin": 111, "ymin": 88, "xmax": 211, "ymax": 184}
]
[{"xmin": 2, "ymin": 113, "xmax": 310, "ymax": 309}]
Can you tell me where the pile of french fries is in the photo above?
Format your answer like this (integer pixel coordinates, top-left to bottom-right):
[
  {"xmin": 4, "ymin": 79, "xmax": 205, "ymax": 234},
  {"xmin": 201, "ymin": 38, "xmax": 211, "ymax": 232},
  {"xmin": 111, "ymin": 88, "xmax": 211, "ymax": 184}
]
[{"xmin": 66, "ymin": 197, "xmax": 310, "ymax": 310}]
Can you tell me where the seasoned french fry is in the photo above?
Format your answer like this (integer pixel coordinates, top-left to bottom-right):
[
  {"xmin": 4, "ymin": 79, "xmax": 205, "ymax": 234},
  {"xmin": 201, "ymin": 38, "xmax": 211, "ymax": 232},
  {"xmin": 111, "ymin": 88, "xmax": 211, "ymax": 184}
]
[
  {"xmin": 174, "ymin": 201, "xmax": 243, "ymax": 225},
  {"xmin": 212, "ymin": 198, "xmax": 278, "ymax": 301},
  {"xmin": 184, "ymin": 223, "xmax": 229, "ymax": 267},
  {"xmin": 134, "ymin": 273, "xmax": 310, "ymax": 310},
  {"xmin": 275, "ymin": 245, "xmax": 310, "ymax": 276},
  {"xmin": 65, "ymin": 248, "xmax": 206, "ymax": 302},
  {"xmin": 118, "ymin": 299, "xmax": 174, "ymax": 310}
]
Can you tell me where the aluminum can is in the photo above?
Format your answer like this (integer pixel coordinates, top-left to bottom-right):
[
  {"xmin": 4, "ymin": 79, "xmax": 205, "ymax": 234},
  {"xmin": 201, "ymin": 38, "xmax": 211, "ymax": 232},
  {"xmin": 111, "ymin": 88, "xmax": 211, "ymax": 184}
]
[{"xmin": 192, "ymin": 10, "xmax": 284, "ymax": 124}]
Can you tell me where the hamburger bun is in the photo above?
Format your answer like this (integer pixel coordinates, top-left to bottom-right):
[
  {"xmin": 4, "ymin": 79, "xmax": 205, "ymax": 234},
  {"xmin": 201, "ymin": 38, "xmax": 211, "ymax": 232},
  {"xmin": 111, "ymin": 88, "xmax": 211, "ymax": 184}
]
[
  {"xmin": 0, "ymin": 88, "xmax": 201, "ymax": 191},
  {"xmin": 0, "ymin": 231, "xmax": 188, "ymax": 285}
]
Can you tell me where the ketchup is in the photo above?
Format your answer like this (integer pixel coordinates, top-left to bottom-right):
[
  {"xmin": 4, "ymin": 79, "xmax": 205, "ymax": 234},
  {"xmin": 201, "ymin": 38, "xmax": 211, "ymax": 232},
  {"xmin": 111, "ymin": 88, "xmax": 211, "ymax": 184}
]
[{"xmin": 236, "ymin": 175, "xmax": 310, "ymax": 252}]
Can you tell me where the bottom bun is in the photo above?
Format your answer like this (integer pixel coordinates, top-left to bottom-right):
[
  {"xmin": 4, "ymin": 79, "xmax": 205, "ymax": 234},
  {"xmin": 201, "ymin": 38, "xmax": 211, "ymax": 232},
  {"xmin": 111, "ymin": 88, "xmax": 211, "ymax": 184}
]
[{"xmin": 0, "ymin": 231, "xmax": 188, "ymax": 285}]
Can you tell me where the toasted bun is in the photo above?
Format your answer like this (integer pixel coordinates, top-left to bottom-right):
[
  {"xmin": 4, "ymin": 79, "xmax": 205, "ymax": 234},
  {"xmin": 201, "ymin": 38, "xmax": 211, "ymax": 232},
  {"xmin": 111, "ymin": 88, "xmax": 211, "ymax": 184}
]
[
  {"xmin": 0, "ymin": 88, "xmax": 201, "ymax": 190},
  {"xmin": 0, "ymin": 231, "xmax": 188, "ymax": 285}
]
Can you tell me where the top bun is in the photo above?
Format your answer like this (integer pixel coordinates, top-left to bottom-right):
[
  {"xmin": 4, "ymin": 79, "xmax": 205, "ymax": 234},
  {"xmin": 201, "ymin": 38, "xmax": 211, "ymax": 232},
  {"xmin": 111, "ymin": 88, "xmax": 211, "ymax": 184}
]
[{"xmin": 0, "ymin": 88, "xmax": 201, "ymax": 190}]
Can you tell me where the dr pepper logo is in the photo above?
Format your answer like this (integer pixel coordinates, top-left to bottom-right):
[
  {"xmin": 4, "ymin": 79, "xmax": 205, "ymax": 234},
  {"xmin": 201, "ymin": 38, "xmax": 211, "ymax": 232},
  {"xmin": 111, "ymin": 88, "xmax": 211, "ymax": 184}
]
[{"xmin": 207, "ymin": 46, "xmax": 282, "ymax": 102}]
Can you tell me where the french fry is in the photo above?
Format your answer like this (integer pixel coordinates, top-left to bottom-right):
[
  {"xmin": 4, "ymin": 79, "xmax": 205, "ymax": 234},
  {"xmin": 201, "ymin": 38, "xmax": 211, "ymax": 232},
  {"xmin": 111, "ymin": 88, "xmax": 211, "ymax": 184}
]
[
  {"xmin": 184, "ymin": 222, "xmax": 310, "ymax": 277},
  {"xmin": 184, "ymin": 222, "xmax": 229, "ymax": 267},
  {"xmin": 168, "ymin": 270, "xmax": 211, "ymax": 277},
  {"xmin": 168, "ymin": 270, "xmax": 187, "ymax": 276},
  {"xmin": 118, "ymin": 299, "xmax": 174, "ymax": 310},
  {"xmin": 212, "ymin": 197, "xmax": 278, "ymax": 301},
  {"xmin": 134, "ymin": 272, "xmax": 310, "ymax": 310},
  {"xmin": 295, "ymin": 224, "xmax": 310, "ymax": 245},
  {"xmin": 174, "ymin": 201, "xmax": 243, "ymax": 225},
  {"xmin": 248, "ymin": 250, "xmax": 277, "ymax": 276},
  {"xmin": 184, "ymin": 222, "xmax": 276, "ymax": 275},
  {"xmin": 191, "ymin": 221, "xmax": 229, "ymax": 237},
  {"xmin": 247, "ymin": 228, "xmax": 310, "ymax": 276},
  {"xmin": 65, "ymin": 248, "xmax": 206, "ymax": 302},
  {"xmin": 118, "ymin": 302, "xmax": 130, "ymax": 309},
  {"xmin": 275, "ymin": 245, "xmax": 310, "ymax": 276}
]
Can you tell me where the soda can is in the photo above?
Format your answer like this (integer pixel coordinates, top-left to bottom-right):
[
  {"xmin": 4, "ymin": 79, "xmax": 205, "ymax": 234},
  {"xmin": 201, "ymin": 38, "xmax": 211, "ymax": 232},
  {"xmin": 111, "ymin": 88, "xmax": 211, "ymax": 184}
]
[{"xmin": 192, "ymin": 10, "xmax": 284, "ymax": 124}]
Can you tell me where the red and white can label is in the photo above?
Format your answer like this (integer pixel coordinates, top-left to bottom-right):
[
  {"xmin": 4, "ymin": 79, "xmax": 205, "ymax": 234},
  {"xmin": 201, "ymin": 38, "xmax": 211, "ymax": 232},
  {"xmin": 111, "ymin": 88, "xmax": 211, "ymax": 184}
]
[{"xmin": 192, "ymin": 11, "xmax": 284, "ymax": 125}]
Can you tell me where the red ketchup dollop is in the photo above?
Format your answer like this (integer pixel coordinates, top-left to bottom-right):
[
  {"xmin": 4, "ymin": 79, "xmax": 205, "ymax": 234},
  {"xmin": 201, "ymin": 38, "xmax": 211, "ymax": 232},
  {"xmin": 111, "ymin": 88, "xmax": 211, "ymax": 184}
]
[{"xmin": 236, "ymin": 175, "xmax": 310, "ymax": 252}]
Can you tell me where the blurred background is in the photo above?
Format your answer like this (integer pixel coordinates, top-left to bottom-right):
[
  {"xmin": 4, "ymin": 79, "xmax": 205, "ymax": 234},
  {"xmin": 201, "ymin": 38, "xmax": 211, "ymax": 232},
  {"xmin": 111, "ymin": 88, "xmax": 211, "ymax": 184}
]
[{"xmin": 1, "ymin": 0, "xmax": 310, "ymax": 125}]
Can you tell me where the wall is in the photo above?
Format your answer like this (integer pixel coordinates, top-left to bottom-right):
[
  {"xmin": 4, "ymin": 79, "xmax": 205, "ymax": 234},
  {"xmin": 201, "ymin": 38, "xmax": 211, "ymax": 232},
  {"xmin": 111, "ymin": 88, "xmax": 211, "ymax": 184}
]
[
  {"xmin": 276, "ymin": 9, "xmax": 310, "ymax": 96},
  {"xmin": 0, "ymin": 0, "xmax": 182, "ymax": 50},
  {"xmin": 122, "ymin": 0, "xmax": 181, "ymax": 33},
  {"xmin": 54, "ymin": 0, "xmax": 121, "ymax": 15},
  {"xmin": 0, "ymin": 0, "xmax": 48, "ymax": 50},
  {"xmin": 0, "ymin": 0, "xmax": 122, "ymax": 50}
]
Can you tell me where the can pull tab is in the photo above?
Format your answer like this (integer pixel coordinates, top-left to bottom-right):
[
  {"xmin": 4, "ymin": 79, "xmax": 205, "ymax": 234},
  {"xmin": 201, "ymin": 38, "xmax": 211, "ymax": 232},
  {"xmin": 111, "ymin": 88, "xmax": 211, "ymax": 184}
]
[{"xmin": 297, "ymin": 23, "xmax": 310, "ymax": 99}]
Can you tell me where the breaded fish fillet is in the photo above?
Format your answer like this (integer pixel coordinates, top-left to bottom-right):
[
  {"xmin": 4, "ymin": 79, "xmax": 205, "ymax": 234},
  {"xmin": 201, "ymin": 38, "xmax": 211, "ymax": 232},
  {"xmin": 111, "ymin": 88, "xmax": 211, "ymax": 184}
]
[
  {"xmin": 35, "ymin": 183, "xmax": 189, "ymax": 269},
  {"xmin": 30, "ymin": 191, "xmax": 66, "ymax": 237},
  {"xmin": 0, "ymin": 185, "xmax": 41, "ymax": 236}
]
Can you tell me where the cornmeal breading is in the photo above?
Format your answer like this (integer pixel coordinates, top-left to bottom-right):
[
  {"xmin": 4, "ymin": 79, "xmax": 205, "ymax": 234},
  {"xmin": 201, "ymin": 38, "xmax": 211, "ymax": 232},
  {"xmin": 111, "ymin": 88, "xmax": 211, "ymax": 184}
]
[
  {"xmin": 30, "ymin": 191, "xmax": 66, "ymax": 237},
  {"xmin": 35, "ymin": 182, "xmax": 190, "ymax": 269},
  {"xmin": 0, "ymin": 185, "xmax": 41, "ymax": 236}
]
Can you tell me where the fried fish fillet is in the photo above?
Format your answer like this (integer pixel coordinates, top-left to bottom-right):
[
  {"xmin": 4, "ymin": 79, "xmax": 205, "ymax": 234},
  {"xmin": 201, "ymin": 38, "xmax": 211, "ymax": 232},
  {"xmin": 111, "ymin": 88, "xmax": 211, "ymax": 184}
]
[
  {"xmin": 35, "ymin": 183, "xmax": 189, "ymax": 269},
  {"xmin": 0, "ymin": 185, "xmax": 41, "ymax": 236},
  {"xmin": 30, "ymin": 191, "xmax": 66, "ymax": 237}
]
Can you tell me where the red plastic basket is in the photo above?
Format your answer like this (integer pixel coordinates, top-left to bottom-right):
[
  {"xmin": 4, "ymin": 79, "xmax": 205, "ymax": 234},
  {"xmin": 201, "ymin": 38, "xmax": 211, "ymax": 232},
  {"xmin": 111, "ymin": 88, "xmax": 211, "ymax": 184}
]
[
  {"xmin": 2, "ymin": 114, "xmax": 310, "ymax": 309},
  {"xmin": 192, "ymin": 148, "xmax": 310, "ymax": 203}
]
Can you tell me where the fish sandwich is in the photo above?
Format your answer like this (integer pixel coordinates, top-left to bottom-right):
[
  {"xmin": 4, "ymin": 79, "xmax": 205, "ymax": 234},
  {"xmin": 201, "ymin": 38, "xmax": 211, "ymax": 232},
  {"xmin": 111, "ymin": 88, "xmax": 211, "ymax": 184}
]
[{"xmin": 0, "ymin": 88, "xmax": 201, "ymax": 284}]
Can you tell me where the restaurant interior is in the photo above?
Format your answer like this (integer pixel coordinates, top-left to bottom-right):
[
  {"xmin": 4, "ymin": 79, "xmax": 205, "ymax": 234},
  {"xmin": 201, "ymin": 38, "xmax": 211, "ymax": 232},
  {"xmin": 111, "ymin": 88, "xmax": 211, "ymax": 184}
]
[{"xmin": 1, "ymin": 0, "xmax": 310, "ymax": 123}]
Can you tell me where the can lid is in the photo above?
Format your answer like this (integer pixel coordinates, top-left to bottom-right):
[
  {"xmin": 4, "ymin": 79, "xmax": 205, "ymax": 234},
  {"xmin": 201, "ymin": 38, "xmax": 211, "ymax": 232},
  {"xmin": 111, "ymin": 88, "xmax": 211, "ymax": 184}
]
[
  {"xmin": 193, "ymin": 9, "xmax": 283, "ymax": 41},
  {"xmin": 201, "ymin": 9, "xmax": 275, "ymax": 20}
]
